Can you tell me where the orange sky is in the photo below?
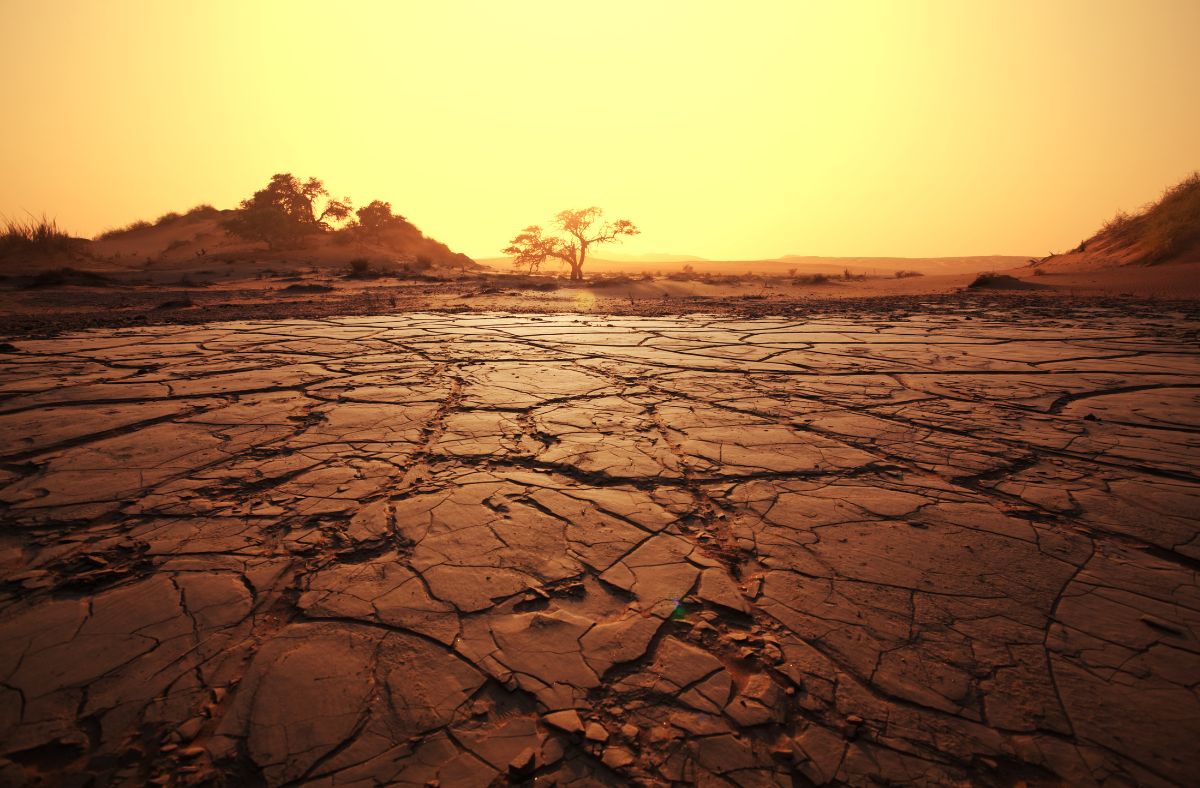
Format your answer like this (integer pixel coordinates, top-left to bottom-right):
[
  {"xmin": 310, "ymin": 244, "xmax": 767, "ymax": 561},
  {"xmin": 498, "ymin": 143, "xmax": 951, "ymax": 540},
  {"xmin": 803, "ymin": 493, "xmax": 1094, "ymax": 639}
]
[{"xmin": 2, "ymin": 0, "xmax": 1198, "ymax": 261}]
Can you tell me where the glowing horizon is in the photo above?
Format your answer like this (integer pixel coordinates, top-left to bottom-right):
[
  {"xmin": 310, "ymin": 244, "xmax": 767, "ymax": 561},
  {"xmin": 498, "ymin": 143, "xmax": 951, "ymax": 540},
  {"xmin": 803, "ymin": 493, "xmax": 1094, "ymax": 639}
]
[{"xmin": 1, "ymin": 0, "xmax": 1197, "ymax": 261}]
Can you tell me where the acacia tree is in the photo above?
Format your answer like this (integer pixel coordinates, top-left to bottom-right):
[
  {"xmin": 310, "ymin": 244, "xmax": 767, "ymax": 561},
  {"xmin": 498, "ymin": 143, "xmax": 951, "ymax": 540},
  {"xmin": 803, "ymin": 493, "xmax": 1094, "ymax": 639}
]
[
  {"xmin": 504, "ymin": 207, "xmax": 638, "ymax": 281},
  {"xmin": 223, "ymin": 173, "xmax": 352, "ymax": 249}
]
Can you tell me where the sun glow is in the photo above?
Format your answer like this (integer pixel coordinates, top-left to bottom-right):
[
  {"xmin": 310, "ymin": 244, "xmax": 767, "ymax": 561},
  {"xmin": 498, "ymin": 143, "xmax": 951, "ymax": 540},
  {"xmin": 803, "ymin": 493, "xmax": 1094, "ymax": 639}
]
[{"xmin": 2, "ymin": 0, "xmax": 1198, "ymax": 260}]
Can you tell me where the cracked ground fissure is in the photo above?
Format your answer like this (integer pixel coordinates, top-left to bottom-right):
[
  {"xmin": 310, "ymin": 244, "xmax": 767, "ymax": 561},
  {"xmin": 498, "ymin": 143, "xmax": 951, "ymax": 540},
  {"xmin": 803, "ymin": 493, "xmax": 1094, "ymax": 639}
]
[{"xmin": 0, "ymin": 309, "xmax": 1198, "ymax": 786}]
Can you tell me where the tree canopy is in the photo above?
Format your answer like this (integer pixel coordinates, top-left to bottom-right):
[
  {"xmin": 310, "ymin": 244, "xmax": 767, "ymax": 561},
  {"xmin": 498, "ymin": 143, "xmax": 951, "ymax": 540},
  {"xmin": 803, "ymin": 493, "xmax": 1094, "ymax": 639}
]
[
  {"xmin": 504, "ymin": 207, "xmax": 638, "ymax": 280},
  {"xmin": 354, "ymin": 200, "xmax": 410, "ymax": 235},
  {"xmin": 223, "ymin": 173, "xmax": 352, "ymax": 249}
]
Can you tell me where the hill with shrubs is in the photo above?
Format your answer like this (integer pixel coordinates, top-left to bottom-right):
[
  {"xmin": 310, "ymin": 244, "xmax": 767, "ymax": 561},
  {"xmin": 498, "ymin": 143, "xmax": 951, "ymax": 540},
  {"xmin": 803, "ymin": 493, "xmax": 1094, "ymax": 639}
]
[
  {"xmin": 2, "ymin": 173, "xmax": 477, "ymax": 274},
  {"xmin": 1033, "ymin": 171, "xmax": 1200, "ymax": 272}
]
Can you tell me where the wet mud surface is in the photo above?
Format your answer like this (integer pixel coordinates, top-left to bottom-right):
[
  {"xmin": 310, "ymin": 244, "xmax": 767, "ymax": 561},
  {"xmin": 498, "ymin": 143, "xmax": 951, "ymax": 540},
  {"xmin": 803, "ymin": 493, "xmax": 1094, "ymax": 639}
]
[{"xmin": 0, "ymin": 308, "xmax": 1198, "ymax": 786}]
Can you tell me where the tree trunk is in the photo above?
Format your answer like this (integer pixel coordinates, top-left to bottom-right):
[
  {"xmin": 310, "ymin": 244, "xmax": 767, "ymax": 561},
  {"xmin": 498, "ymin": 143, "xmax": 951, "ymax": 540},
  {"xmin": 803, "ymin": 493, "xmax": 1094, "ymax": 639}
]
[{"xmin": 574, "ymin": 245, "xmax": 587, "ymax": 281}]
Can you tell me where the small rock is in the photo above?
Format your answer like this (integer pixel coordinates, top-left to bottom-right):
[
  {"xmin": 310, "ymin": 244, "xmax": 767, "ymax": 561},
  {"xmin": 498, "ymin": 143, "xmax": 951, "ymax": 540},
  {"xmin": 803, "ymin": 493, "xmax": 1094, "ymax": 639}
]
[
  {"xmin": 585, "ymin": 722, "xmax": 609, "ymax": 743},
  {"xmin": 177, "ymin": 746, "xmax": 206, "ymax": 760},
  {"xmin": 176, "ymin": 718, "xmax": 203, "ymax": 742},
  {"xmin": 620, "ymin": 724, "xmax": 639, "ymax": 740},
  {"xmin": 508, "ymin": 747, "xmax": 537, "ymax": 777},
  {"xmin": 541, "ymin": 736, "xmax": 566, "ymax": 766},
  {"xmin": 543, "ymin": 709, "xmax": 584, "ymax": 735},
  {"xmin": 601, "ymin": 746, "xmax": 636, "ymax": 769}
]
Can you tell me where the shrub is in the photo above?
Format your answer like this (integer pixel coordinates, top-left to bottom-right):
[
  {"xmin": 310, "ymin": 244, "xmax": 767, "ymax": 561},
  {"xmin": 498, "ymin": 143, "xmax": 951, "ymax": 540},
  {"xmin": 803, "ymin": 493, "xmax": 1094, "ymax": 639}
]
[
  {"xmin": 793, "ymin": 273, "xmax": 831, "ymax": 285},
  {"xmin": 184, "ymin": 204, "xmax": 218, "ymax": 219},
  {"xmin": 893, "ymin": 270, "xmax": 924, "ymax": 278},
  {"xmin": 96, "ymin": 220, "xmax": 151, "ymax": 240},
  {"xmin": 346, "ymin": 258, "xmax": 375, "ymax": 278}
]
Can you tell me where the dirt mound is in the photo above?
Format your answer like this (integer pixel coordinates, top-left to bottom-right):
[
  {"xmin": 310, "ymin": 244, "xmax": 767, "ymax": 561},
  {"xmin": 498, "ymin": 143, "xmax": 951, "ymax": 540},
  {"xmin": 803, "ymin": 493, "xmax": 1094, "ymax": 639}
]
[
  {"xmin": 1033, "ymin": 172, "xmax": 1200, "ymax": 272},
  {"xmin": 17, "ymin": 267, "xmax": 115, "ymax": 289},
  {"xmin": 967, "ymin": 273, "xmax": 1048, "ymax": 290}
]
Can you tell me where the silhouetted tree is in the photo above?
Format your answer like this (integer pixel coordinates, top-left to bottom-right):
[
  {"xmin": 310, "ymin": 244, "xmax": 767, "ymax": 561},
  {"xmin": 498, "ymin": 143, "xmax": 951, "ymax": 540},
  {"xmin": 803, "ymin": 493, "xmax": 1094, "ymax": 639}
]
[
  {"xmin": 505, "ymin": 207, "xmax": 638, "ymax": 281},
  {"xmin": 223, "ymin": 173, "xmax": 352, "ymax": 249},
  {"xmin": 354, "ymin": 200, "xmax": 408, "ymax": 235}
]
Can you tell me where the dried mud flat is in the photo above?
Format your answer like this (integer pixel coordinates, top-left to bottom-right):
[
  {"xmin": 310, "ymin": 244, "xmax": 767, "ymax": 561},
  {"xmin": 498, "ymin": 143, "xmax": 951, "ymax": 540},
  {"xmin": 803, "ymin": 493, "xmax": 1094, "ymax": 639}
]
[{"xmin": 0, "ymin": 308, "xmax": 1198, "ymax": 787}]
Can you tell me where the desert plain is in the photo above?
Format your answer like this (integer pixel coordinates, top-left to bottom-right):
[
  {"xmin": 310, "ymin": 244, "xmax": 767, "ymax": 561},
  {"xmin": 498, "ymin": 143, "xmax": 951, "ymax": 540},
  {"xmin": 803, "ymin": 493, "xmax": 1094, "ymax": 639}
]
[{"xmin": 0, "ymin": 297, "xmax": 1197, "ymax": 786}]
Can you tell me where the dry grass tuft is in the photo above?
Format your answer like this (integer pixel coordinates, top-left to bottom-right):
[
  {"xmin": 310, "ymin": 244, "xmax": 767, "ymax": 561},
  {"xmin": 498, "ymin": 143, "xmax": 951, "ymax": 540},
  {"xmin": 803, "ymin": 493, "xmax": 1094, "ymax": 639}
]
[
  {"xmin": 1100, "ymin": 171, "xmax": 1200, "ymax": 264},
  {"xmin": 1, "ymin": 214, "xmax": 78, "ymax": 258}
]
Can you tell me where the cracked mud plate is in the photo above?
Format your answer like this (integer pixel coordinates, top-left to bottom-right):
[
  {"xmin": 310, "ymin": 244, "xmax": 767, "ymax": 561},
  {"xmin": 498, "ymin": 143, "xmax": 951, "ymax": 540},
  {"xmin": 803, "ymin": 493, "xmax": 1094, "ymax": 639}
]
[{"xmin": 0, "ymin": 309, "xmax": 1198, "ymax": 786}]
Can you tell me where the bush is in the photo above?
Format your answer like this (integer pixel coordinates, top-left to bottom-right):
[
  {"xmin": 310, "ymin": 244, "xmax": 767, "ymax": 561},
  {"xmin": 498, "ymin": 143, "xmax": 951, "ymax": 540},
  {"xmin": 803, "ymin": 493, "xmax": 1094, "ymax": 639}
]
[
  {"xmin": 96, "ymin": 220, "xmax": 151, "ymax": 240},
  {"xmin": 894, "ymin": 270, "xmax": 924, "ymax": 278},
  {"xmin": 184, "ymin": 204, "xmax": 218, "ymax": 219},
  {"xmin": 793, "ymin": 273, "xmax": 831, "ymax": 285},
  {"xmin": 346, "ymin": 258, "xmax": 376, "ymax": 279}
]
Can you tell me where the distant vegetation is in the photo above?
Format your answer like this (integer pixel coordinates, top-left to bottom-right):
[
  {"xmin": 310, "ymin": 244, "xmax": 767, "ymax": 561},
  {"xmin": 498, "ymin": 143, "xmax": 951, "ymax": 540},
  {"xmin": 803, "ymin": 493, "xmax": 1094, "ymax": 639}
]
[
  {"xmin": 505, "ymin": 208, "xmax": 639, "ymax": 281},
  {"xmin": 1097, "ymin": 171, "xmax": 1200, "ymax": 264},
  {"xmin": 84, "ymin": 174, "xmax": 474, "ymax": 269},
  {"xmin": 1, "ymin": 214, "xmax": 78, "ymax": 258},
  {"xmin": 96, "ymin": 204, "xmax": 219, "ymax": 239},
  {"xmin": 223, "ymin": 174, "xmax": 354, "ymax": 249},
  {"xmin": 220, "ymin": 174, "xmax": 436, "ymax": 253}
]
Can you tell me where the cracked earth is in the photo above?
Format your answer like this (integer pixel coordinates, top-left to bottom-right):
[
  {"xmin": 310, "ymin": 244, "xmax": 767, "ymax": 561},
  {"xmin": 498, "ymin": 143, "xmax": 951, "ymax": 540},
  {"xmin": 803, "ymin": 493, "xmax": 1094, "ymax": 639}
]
[{"xmin": 0, "ymin": 308, "xmax": 1198, "ymax": 786}]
